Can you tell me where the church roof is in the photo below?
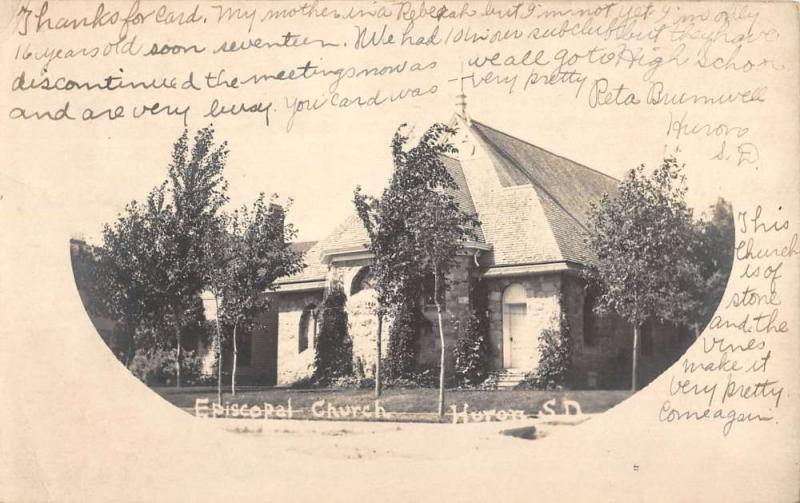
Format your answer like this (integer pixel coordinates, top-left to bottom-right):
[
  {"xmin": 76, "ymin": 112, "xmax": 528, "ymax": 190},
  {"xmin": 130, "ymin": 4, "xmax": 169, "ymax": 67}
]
[
  {"xmin": 289, "ymin": 241, "xmax": 318, "ymax": 254},
  {"xmin": 468, "ymin": 120, "xmax": 619, "ymax": 265},
  {"xmin": 276, "ymin": 118, "xmax": 619, "ymax": 287}
]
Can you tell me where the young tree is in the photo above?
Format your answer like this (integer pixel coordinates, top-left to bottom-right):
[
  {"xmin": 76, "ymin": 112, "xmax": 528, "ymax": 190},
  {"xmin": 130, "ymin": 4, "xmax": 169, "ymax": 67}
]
[
  {"xmin": 352, "ymin": 192, "xmax": 402, "ymax": 397},
  {"xmin": 401, "ymin": 125, "xmax": 478, "ymax": 416},
  {"xmin": 205, "ymin": 194, "xmax": 303, "ymax": 395},
  {"xmin": 585, "ymin": 158, "xmax": 702, "ymax": 391},
  {"xmin": 313, "ymin": 282, "xmax": 353, "ymax": 385},
  {"xmin": 354, "ymin": 128, "xmax": 427, "ymax": 396},
  {"xmin": 163, "ymin": 127, "xmax": 230, "ymax": 388},
  {"xmin": 356, "ymin": 123, "xmax": 477, "ymax": 415}
]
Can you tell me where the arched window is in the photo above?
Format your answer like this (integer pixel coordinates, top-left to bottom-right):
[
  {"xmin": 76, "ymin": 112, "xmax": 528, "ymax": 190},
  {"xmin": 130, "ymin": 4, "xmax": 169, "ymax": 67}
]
[
  {"xmin": 502, "ymin": 283, "xmax": 526, "ymax": 305},
  {"xmin": 298, "ymin": 304, "xmax": 317, "ymax": 353},
  {"xmin": 350, "ymin": 267, "xmax": 373, "ymax": 296}
]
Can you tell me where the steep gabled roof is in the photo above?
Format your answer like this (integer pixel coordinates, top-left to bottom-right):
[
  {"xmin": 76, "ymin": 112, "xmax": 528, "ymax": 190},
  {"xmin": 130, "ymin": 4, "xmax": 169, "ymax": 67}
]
[
  {"xmin": 276, "ymin": 154, "xmax": 484, "ymax": 286},
  {"xmin": 468, "ymin": 119, "xmax": 619, "ymax": 265},
  {"xmin": 289, "ymin": 241, "xmax": 317, "ymax": 254},
  {"xmin": 278, "ymin": 240, "xmax": 328, "ymax": 285},
  {"xmin": 440, "ymin": 154, "xmax": 485, "ymax": 243},
  {"xmin": 276, "ymin": 118, "xmax": 620, "ymax": 287}
]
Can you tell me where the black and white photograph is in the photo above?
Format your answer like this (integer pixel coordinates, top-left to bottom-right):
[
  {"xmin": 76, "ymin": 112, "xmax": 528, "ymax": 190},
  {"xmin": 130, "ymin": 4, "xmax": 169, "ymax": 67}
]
[{"xmin": 1, "ymin": 1, "xmax": 798, "ymax": 501}]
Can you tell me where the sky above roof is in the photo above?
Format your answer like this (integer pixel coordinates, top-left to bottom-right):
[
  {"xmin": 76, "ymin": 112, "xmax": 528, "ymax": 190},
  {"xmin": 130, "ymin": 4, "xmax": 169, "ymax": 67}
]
[
  {"xmin": 49, "ymin": 77, "xmax": 732, "ymax": 247},
  {"xmin": 67, "ymin": 105, "xmax": 727, "ymax": 246}
]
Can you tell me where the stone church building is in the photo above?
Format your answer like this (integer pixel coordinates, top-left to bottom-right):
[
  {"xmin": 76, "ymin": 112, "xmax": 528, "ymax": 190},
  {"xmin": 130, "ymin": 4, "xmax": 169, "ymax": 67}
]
[
  {"xmin": 231, "ymin": 113, "xmax": 687, "ymax": 390},
  {"xmin": 73, "ymin": 113, "xmax": 687, "ymax": 389}
]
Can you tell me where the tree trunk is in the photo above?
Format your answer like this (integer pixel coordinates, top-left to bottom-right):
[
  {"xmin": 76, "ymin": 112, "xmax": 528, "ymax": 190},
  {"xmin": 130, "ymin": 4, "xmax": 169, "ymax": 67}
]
[
  {"xmin": 375, "ymin": 313, "xmax": 383, "ymax": 398},
  {"xmin": 232, "ymin": 322, "xmax": 238, "ymax": 396},
  {"xmin": 631, "ymin": 324, "xmax": 639, "ymax": 392},
  {"xmin": 436, "ymin": 303, "xmax": 446, "ymax": 417},
  {"xmin": 215, "ymin": 312, "xmax": 223, "ymax": 405},
  {"xmin": 434, "ymin": 268, "xmax": 446, "ymax": 418},
  {"xmin": 174, "ymin": 311, "xmax": 182, "ymax": 389},
  {"xmin": 124, "ymin": 325, "xmax": 135, "ymax": 367}
]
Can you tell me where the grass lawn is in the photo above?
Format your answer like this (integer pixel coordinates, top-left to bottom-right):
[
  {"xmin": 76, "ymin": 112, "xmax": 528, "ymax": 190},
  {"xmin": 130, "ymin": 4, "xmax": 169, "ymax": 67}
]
[{"xmin": 155, "ymin": 386, "xmax": 632, "ymax": 422}]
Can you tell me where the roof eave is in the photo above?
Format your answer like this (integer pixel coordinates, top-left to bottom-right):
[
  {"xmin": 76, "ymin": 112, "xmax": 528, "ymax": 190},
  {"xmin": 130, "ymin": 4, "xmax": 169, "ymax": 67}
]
[
  {"xmin": 271, "ymin": 280, "xmax": 326, "ymax": 292},
  {"xmin": 482, "ymin": 260, "xmax": 584, "ymax": 278}
]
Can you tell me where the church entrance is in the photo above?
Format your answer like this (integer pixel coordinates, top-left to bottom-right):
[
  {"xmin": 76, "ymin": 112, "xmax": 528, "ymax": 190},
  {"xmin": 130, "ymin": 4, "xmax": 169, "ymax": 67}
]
[{"xmin": 502, "ymin": 284, "xmax": 530, "ymax": 369}]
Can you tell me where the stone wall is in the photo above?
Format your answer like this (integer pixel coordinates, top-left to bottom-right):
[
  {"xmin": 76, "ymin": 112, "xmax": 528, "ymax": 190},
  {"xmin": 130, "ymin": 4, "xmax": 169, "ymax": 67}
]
[
  {"xmin": 346, "ymin": 287, "xmax": 387, "ymax": 377},
  {"xmin": 561, "ymin": 274, "xmax": 627, "ymax": 388},
  {"xmin": 561, "ymin": 274, "xmax": 686, "ymax": 389},
  {"xmin": 266, "ymin": 266, "xmax": 688, "ymax": 388},
  {"xmin": 417, "ymin": 255, "xmax": 475, "ymax": 373},
  {"xmin": 271, "ymin": 255, "xmax": 478, "ymax": 384},
  {"xmin": 233, "ymin": 292, "xmax": 279, "ymax": 384},
  {"xmin": 275, "ymin": 290, "xmax": 324, "ymax": 385}
]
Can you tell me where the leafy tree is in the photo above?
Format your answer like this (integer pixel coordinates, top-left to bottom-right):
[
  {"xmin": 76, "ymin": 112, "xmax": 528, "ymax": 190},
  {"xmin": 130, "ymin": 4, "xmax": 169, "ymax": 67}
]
[
  {"xmin": 354, "ymin": 127, "xmax": 428, "ymax": 396},
  {"xmin": 313, "ymin": 282, "xmax": 353, "ymax": 385},
  {"xmin": 692, "ymin": 198, "xmax": 735, "ymax": 331},
  {"xmin": 163, "ymin": 127, "xmax": 230, "ymax": 387},
  {"xmin": 99, "ymin": 127, "xmax": 230, "ymax": 388},
  {"xmin": 205, "ymin": 194, "xmax": 303, "ymax": 395},
  {"xmin": 400, "ymin": 124, "xmax": 478, "ymax": 416},
  {"xmin": 585, "ymin": 157, "xmax": 702, "ymax": 391},
  {"xmin": 99, "ymin": 185, "xmax": 173, "ymax": 366},
  {"xmin": 70, "ymin": 239, "xmax": 132, "ymax": 362},
  {"xmin": 357, "ymin": 123, "xmax": 478, "ymax": 414}
]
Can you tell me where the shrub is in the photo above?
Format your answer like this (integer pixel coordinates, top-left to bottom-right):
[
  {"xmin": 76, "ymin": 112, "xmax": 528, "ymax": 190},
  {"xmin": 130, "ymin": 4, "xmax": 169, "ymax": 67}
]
[
  {"xmin": 385, "ymin": 300, "xmax": 425, "ymax": 380},
  {"xmin": 531, "ymin": 311, "xmax": 572, "ymax": 390},
  {"xmin": 384, "ymin": 366, "xmax": 437, "ymax": 388},
  {"xmin": 313, "ymin": 282, "xmax": 353, "ymax": 384},
  {"xmin": 330, "ymin": 375, "xmax": 375, "ymax": 389},
  {"xmin": 129, "ymin": 347, "xmax": 205, "ymax": 386},
  {"xmin": 478, "ymin": 373, "xmax": 499, "ymax": 390},
  {"xmin": 453, "ymin": 310, "xmax": 491, "ymax": 386},
  {"xmin": 289, "ymin": 375, "xmax": 317, "ymax": 389}
]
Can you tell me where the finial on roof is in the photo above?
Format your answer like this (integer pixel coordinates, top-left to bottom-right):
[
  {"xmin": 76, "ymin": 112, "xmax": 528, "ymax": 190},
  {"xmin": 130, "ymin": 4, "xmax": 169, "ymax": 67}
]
[{"xmin": 456, "ymin": 62, "xmax": 469, "ymax": 123}]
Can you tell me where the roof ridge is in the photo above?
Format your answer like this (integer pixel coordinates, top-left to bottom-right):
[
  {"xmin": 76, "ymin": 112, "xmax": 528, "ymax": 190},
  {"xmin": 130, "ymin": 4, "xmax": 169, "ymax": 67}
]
[
  {"xmin": 531, "ymin": 184, "xmax": 589, "ymax": 234},
  {"xmin": 470, "ymin": 119, "xmax": 620, "ymax": 184}
]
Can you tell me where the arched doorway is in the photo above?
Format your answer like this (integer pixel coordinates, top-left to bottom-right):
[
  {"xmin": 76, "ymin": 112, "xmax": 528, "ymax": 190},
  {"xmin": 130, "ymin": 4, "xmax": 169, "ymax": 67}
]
[
  {"xmin": 350, "ymin": 266, "xmax": 373, "ymax": 296},
  {"xmin": 502, "ymin": 284, "xmax": 529, "ymax": 369}
]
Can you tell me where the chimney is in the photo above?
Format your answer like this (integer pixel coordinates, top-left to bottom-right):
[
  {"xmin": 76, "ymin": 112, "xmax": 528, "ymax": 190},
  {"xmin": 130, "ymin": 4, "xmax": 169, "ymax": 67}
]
[{"xmin": 269, "ymin": 203, "xmax": 285, "ymax": 241}]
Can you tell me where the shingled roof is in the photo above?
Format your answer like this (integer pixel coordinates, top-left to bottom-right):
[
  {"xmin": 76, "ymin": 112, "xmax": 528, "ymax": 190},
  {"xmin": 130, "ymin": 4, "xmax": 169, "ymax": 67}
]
[
  {"xmin": 276, "ymin": 118, "xmax": 619, "ymax": 287},
  {"xmin": 276, "ymin": 153, "xmax": 484, "ymax": 286},
  {"xmin": 468, "ymin": 119, "xmax": 619, "ymax": 266}
]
